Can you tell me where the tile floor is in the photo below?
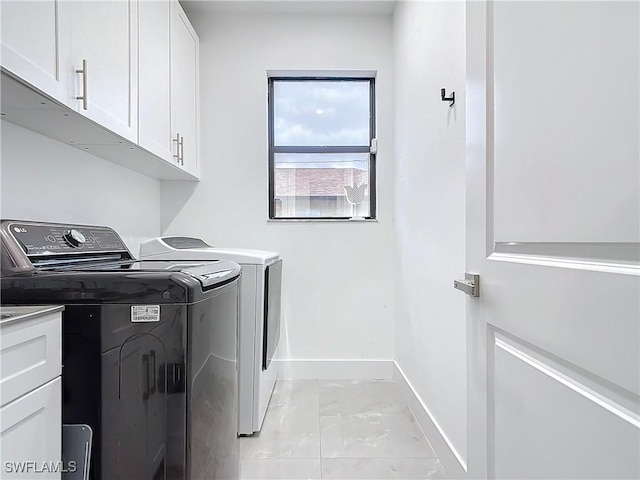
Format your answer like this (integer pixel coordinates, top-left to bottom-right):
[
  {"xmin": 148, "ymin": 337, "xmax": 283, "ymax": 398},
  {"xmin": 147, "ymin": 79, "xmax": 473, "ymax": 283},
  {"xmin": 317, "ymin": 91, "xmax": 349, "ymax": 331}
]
[{"xmin": 239, "ymin": 380, "xmax": 449, "ymax": 479}]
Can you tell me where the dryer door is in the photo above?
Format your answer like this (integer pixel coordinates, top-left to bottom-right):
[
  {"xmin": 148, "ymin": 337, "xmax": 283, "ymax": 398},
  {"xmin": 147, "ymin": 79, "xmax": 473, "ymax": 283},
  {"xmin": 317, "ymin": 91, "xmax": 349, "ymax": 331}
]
[{"xmin": 262, "ymin": 260, "xmax": 282, "ymax": 370}]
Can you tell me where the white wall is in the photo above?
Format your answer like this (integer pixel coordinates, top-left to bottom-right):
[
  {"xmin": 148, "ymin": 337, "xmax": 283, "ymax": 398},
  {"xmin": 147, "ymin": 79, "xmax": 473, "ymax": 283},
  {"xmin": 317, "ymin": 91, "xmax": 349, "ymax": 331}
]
[
  {"xmin": 161, "ymin": 11, "xmax": 395, "ymax": 365},
  {"xmin": 1, "ymin": 121, "xmax": 161, "ymax": 252},
  {"xmin": 393, "ymin": 0, "xmax": 467, "ymax": 468}
]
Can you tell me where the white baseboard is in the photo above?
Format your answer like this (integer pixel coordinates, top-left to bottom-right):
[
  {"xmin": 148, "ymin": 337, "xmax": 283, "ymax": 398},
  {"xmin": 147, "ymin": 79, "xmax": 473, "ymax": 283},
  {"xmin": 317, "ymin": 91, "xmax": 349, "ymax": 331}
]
[
  {"xmin": 274, "ymin": 359, "xmax": 394, "ymax": 380},
  {"xmin": 393, "ymin": 361, "xmax": 467, "ymax": 479}
]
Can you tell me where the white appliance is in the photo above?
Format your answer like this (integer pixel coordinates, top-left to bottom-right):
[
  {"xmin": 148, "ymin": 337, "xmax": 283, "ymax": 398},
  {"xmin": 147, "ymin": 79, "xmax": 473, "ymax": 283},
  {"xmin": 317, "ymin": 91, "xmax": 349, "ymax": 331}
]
[{"xmin": 140, "ymin": 237, "xmax": 281, "ymax": 436}]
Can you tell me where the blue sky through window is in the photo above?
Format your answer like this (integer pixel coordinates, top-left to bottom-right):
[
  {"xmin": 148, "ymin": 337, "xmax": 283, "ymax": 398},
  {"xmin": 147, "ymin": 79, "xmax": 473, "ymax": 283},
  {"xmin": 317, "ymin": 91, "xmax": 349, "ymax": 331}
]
[{"xmin": 273, "ymin": 80, "xmax": 370, "ymax": 148}]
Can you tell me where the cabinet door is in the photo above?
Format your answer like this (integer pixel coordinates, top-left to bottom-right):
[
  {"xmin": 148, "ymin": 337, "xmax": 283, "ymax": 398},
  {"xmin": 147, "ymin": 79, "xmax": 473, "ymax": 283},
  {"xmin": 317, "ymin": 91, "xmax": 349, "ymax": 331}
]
[
  {"xmin": 0, "ymin": 0, "xmax": 71, "ymax": 103},
  {"xmin": 69, "ymin": 0, "xmax": 138, "ymax": 142},
  {"xmin": 0, "ymin": 311, "xmax": 61, "ymax": 407},
  {"xmin": 139, "ymin": 0, "xmax": 173, "ymax": 163},
  {"xmin": 0, "ymin": 378, "xmax": 62, "ymax": 480},
  {"xmin": 171, "ymin": 2, "xmax": 199, "ymax": 177}
]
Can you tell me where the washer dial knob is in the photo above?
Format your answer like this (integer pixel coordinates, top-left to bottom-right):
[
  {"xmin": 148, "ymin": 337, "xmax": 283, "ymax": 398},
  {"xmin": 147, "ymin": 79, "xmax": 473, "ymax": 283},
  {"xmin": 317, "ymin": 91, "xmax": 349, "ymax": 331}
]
[{"xmin": 63, "ymin": 229, "xmax": 86, "ymax": 248}]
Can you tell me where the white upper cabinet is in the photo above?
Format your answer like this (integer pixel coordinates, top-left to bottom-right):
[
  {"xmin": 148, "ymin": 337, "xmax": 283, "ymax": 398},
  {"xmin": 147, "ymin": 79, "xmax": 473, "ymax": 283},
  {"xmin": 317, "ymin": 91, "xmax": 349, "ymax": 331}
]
[
  {"xmin": 139, "ymin": 0, "xmax": 200, "ymax": 176},
  {"xmin": 0, "ymin": 0, "xmax": 199, "ymax": 180},
  {"xmin": 69, "ymin": 0, "xmax": 138, "ymax": 142},
  {"xmin": 0, "ymin": 0, "xmax": 71, "ymax": 101},
  {"xmin": 139, "ymin": 0, "xmax": 173, "ymax": 163},
  {"xmin": 171, "ymin": 1, "xmax": 200, "ymax": 177}
]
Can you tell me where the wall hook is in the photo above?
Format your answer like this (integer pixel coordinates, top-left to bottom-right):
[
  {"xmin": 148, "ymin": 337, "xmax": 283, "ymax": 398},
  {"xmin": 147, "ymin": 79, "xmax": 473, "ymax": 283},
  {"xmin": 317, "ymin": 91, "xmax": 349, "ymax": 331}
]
[{"xmin": 441, "ymin": 88, "xmax": 455, "ymax": 107}]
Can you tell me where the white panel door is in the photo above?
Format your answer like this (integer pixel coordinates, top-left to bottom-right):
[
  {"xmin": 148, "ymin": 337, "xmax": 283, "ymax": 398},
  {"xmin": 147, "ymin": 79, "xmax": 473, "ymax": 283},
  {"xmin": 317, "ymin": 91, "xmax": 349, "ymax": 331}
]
[
  {"xmin": 139, "ymin": 0, "xmax": 172, "ymax": 163},
  {"xmin": 171, "ymin": 2, "xmax": 199, "ymax": 176},
  {"xmin": 0, "ymin": 378, "xmax": 62, "ymax": 480},
  {"xmin": 0, "ymin": 0, "xmax": 71, "ymax": 102},
  {"xmin": 69, "ymin": 0, "xmax": 138, "ymax": 142},
  {"xmin": 465, "ymin": 1, "xmax": 639, "ymax": 478}
]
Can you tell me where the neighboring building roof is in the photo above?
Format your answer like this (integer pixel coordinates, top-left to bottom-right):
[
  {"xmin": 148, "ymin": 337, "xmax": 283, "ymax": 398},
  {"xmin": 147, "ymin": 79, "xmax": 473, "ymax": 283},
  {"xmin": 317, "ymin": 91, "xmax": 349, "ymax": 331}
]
[{"xmin": 275, "ymin": 167, "xmax": 368, "ymax": 196}]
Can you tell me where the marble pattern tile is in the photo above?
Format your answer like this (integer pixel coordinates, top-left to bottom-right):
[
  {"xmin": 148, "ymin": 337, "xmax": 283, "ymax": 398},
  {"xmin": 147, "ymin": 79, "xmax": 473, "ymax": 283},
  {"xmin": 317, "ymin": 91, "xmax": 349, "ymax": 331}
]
[
  {"xmin": 239, "ymin": 410, "xmax": 320, "ymax": 459},
  {"xmin": 239, "ymin": 380, "xmax": 449, "ymax": 479},
  {"xmin": 320, "ymin": 407, "xmax": 437, "ymax": 459},
  {"xmin": 240, "ymin": 459, "xmax": 321, "ymax": 479},
  {"xmin": 321, "ymin": 458, "xmax": 448, "ymax": 479},
  {"xmin": 240, "ymin": 381, "xmax": 321, "ymax": 459},
  {"xmin": 271, "ymin": 380, "xmax": 320, "ymax": 410},
  {"xmin": 320, "ymin": 380, "xmax": 404, "ymax": 416}
]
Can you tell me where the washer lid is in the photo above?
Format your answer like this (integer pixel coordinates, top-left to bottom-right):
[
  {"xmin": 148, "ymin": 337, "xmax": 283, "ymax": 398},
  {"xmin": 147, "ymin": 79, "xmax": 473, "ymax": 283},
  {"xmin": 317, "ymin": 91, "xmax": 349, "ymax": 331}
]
[
  {"xmin": 137, "ymin": 259, "xmax": 241, "ymax": 288},
  {"xmin": 140, "ymin": 237, "xmax": 279, "ymax": 265}
]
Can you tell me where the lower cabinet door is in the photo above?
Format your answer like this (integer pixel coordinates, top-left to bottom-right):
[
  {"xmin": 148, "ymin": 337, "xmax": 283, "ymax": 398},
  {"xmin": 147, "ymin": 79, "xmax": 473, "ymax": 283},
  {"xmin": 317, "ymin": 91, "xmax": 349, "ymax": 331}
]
[{"xmin": 0, "ymin": 377, "xmax": 62, "ymax": 480}]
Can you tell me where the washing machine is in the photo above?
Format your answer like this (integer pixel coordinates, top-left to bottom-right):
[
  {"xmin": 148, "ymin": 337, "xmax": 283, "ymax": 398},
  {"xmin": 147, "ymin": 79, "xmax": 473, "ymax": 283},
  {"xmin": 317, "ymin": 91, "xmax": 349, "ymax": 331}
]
[
  {"xmin": 1, "ymin": 220, "xmax": 241, "ymax": 479},
  {"xmin": 140, "ymin": 237, "xmax": 281, "ymax": 436}
]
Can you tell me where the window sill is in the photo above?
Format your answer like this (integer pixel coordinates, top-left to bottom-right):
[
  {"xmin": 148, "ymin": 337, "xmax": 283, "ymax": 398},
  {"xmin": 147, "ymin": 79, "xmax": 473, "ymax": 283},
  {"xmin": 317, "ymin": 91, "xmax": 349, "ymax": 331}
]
[{"xmin": 267, "ymin": 218, "xmax": 379, "ymax": 223}]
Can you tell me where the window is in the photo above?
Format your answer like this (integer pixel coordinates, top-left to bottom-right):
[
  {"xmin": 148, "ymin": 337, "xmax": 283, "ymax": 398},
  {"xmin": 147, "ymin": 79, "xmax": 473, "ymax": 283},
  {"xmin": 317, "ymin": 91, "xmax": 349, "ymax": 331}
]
[{"xmin": 268, "ymin": 77, "xmax": 376, "ymax": 219}]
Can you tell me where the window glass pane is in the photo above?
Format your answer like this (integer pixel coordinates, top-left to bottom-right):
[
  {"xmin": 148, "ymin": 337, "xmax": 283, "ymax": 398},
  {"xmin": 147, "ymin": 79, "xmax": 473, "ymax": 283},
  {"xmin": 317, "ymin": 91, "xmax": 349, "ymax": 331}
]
[
  {"xmin": 273, "ymin": 80, "xmax": 370, "ymax": 147},
  {"xmin": 274, "ymin": 153, "xmax": 370, "ymax": 218}
]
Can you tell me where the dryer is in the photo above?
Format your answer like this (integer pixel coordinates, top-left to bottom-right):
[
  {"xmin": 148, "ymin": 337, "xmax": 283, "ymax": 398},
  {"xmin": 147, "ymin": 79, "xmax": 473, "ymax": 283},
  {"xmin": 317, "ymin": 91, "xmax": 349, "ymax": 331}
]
[{"xmin": 140, "ymin": 237, "xmax": 281, "ymax": 436}]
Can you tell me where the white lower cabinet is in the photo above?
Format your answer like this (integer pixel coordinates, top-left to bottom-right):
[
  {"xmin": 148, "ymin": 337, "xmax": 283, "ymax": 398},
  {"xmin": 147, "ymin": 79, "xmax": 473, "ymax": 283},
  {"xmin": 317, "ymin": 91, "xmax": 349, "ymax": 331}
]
[
  {"xmin": 0, "ymin": 307, "xmax": 63, "ymax": 480},
  {"xmin": 0, "ymin": 379, "xmax": 62, "ymax": 480}
]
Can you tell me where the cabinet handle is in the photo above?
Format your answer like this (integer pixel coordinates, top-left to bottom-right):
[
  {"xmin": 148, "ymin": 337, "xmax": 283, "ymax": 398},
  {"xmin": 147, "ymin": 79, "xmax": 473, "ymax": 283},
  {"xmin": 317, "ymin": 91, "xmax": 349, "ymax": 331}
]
[
  {"xmin": 75, "ymin": 59, "xmax": 88, "ymax": 110},
  {"xmin": 173, "ymin": 133, "xmax": 180, "ymax": 164},
  {"xmin": 179, "ymin": 135, "xmax": 184, "ymax": 165}
]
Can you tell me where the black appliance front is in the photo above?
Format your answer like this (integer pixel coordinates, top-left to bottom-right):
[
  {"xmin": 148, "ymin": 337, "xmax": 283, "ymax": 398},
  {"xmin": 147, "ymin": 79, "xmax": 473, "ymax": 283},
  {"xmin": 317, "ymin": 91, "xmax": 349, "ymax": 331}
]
[
  {"xmin": 187, "ymin": 281, "xmax": 239, "ymax": 480},
  {"xmin": 62, "ymin": 302, "xmax": 185, "ymax": 480},
  {"xmin": 0, "ymin": 220, "xmax": 240, "ymax": 480},
  {"xmin": 3, "ymin": 272, "xmax": 240, "ymax": 480}
]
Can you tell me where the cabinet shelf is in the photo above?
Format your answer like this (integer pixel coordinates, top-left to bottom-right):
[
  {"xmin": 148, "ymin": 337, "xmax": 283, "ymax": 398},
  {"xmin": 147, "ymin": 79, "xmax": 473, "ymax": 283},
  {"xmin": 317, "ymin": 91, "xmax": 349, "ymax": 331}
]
[{"xmin": 1, "ymin": 72, "xmax": 198, "ymax": 181}]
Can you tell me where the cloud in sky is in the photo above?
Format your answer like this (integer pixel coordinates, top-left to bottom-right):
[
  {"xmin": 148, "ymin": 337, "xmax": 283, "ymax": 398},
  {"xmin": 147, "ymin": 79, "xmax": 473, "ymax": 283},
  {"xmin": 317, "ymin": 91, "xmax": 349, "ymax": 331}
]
[{"xmin": 273, "ymin": 80, "xmax": 370, "ymax": 147}]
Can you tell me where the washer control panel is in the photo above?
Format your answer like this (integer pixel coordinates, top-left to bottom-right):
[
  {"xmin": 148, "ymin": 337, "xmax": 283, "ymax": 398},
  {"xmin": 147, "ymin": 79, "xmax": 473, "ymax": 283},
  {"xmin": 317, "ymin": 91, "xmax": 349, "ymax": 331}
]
[
  {"xmin": 6, "ymin": 222, "xmax": 128, "ymax": 256},
  {"xmin": 63, "ymin": 229, "xmax": 86, "ymax": 248}
]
